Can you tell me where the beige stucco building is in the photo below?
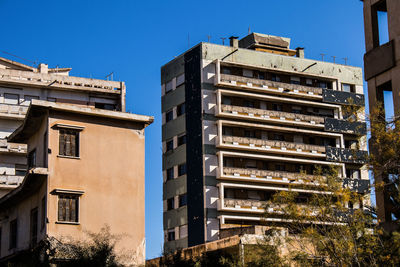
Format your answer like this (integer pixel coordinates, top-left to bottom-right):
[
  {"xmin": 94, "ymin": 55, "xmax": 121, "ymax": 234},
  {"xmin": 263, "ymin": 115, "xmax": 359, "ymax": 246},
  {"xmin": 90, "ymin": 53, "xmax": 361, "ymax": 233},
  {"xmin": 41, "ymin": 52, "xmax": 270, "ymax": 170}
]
[
  {"xmin": 0, "ymin": 100, "xmax": 152, "ymax": 265},
  {"xmin": 0, "ymin": 57, "xmax": 125, "ymax": 198},
  {"xmin": 0, "ymin": 57, "xmax": 153, "ymax": 265}
]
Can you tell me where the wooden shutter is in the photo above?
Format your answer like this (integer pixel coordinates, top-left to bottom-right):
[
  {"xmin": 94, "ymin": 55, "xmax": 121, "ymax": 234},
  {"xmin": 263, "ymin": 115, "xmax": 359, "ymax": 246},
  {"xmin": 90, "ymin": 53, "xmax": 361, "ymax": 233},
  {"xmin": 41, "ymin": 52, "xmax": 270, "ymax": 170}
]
[{"xmin": 59, "ymin": 130, "xmax": 65, "ymax": 156}]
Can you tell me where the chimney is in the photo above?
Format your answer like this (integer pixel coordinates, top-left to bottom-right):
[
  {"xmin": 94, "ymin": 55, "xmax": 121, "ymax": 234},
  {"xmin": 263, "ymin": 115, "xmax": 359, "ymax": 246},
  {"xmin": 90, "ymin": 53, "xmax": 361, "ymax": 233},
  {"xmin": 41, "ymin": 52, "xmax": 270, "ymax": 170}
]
[
  {"xmin": 38, "ymin": 63, "xmax": 48, "ymax": 74},
  {"xmin": 229, "ymin": 36, "xmax": 239, "ymax": 48},
  {"xmin": 296, "ymin": 47, "xmax": 305, "ymax": 58}
]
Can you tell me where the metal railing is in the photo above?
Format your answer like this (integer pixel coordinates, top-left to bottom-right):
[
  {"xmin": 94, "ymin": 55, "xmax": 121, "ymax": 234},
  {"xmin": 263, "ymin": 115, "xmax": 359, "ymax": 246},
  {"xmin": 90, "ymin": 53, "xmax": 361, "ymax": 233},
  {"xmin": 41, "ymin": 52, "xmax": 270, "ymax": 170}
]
[
  {"xmin": 219, "ymin": 73, "xmax": 323, "ymax": 96},
  {"xmin": 222, "ymin": 136, "xmax": 326, "ymax": 153},
  {"xmin": 221, "ymin": 105, "xmax": 325, "ymax": 125}
]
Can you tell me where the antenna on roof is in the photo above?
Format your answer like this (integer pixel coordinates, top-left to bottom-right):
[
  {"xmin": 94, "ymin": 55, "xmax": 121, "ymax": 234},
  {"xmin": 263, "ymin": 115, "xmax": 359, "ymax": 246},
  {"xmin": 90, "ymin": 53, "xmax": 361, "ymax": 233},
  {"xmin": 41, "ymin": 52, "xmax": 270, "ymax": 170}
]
[
  {"xmin": 105, "ymin": 72, "xmax": 114, "ymax": 81},
  {"xmin": 207, "ymin": 35, "xmax": 211, "ymax": 42},
  {"xmin": 343, "ymin": 57, "xmax": 348, "ymax": 65},
  {"xmin": 220, "ymin": 37, "xmax": 226, "ymax": 46},
  {"xmin": 248, "ymin": 26, "xmax": 251, "ymax": 34},
  {"xmin": 331, "ymin": 56, "xmax": 337, "ymax": 64},
  {"xmin": 320, "ymin": 53, "xmax": 326, "ymax": 62},
  {"xmin": 1, "ymin": 51, "xmax": 38, "ymax": 66}
]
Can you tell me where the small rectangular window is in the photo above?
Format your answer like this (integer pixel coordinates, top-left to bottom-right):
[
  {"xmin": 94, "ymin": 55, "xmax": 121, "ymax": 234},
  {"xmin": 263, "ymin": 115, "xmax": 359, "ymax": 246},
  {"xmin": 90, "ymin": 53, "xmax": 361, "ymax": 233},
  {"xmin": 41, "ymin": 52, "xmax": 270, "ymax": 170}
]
[
  {"xmin": 318, "ymin": 81, "xmax": 328, "ymax": 89},
  {"xmin": 4, "ymin": 93, "xmax": 19, "ymax": 105},
  {"xmin": 178, "ymin": 164, "xmax": 187, "ymax": 176},
  {"xmin": 166, "ymin": 140, "xmax": 174, "ymax": 152},
  {"xmin": 9, "ymin": 219, "xmax": 17, "ymax": 249},
  {"xmin": 167, "ymin": 230, "xmax": 175, "ymax": 241},
  {"xmin": 166, "ymin": 110, "xmax": 173, "ymax": 123},
  {"xmin": 272, "ymin": 104, "xmax": 282, "ymax": 111},
  {"xmin": 165, "ymin": 81, "xmax": 173, "ymax": 93},
  {"xmin": 28, "ymin": 149, "xmax": 36, "ymax": 168},
  {"xmin": 176, "ymin": 74, "xmax": 185, "ymax": 87},
  {"xmin": 22, "ymin": 95, "xmax": 39, "ymax": 106},
  {"xmin": 342, "ymin": 83, "xmax": 354, "ymax": 93},
  {"xmin": 179, "ymin": 194, "xmax": 187, "ymax": 207},
  {"xmin": 167, "ymin": 198, "xmax": 175, "ymax": 210},
  {"xmin": 30, "ymin": 208, "xmax": 38, "ymax": 246},
  {"xmin": 41, "ymin": 196, "xmax": 46, "ymax": 231},
  {"xmin": 271, "ymin": 74, "xmax": 281, "ymax": 82},
  {"xmin": 59, "ymin": 129, "xmax": 80, "ymax": 157},
  {"xmin": 177, "ymin": 103, "xmax": 185, "ymax": 116},
  {"xmin": 166, "ymin": 168, "xmax": 174, "ymax": 181},
  {"xmin": 221, "ymin": 67, "xmax": 231, "ymax": 75},
  {"xmin": 290, "ymin": 76, "xmax": 301, "ymax": 85},
  {"xmin": 58, "ymin": 194, "xmax": 79, "ymax": 223},
  {"xmin": 15, "ymin": 164, "xmax": 27, "ymax": 176},
  {"xmin": 178, "ymin": 135, "xmax": 186, "ymax": 146}
]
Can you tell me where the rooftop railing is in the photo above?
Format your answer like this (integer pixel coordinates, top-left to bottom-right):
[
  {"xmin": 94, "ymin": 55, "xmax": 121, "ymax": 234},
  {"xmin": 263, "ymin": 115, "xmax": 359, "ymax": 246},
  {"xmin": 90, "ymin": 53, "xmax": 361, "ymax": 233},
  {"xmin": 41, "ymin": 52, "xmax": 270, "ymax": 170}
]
[{"xmin": 0, "ymin": 103, "xmax": 28, "ymax": 118}]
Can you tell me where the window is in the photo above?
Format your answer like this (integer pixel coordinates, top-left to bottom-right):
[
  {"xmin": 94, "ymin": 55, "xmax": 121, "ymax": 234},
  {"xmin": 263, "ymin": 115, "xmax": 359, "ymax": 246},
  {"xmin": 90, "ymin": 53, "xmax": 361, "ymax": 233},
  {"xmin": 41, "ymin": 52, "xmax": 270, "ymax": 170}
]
[
  {"xmin": 167, "ymin": 198, "xmax": 175, "ymax": 210},
  {"xmin": 243, "ymin": 69, "xmax": 253, "ymax": 78},
  {"xmin": 177, "ymin": 103, "xmax": 185, "ymax": 116},
  {"xmin": 290, "ymin": 76, "xmax": 301, "ymax": 85},
  {"xmin": 15, "ymin": 164, "xmax": 26, "ymax": 176},
  {"xmin": 179, "ymin": 194, "xmax": 187, "ymax": 207},
  {"xmin": 4, "ymin": 93, "xmax": 19, "ymax": 105},
  {"xmin": 9, "ymin": 219, "xmax": 17, "ymax": 249},
  {"xmin": 166, "ymin": 140, "xmax": 174, "ymax": 152},
  {"xmin": 346, "ymin": 169, "xmax": 360, "ymax": 179},
  {"xmin": 244, "ymin": 130, "xmax": 255, "ymax": 138},
  {"xmin": 166, "ymin": 110, "xmax": 173, "ymax": 122},
  {"xmin": 342, "ymin": 83, "xmax": 354, "ymax": 93},
  {"xmin": 272, "ymin": 104, "xmax": 282, "ymax": 111},
  {"xmin": 30, "ymin": 208, "xmax": 38, "ymax": 246},
  {"xmin": 59, "ymin": 129, "xmax": 79, "ymax": 157},
  {"xmin": 95, "ymin": 103, "xmax": 115, "ymax": 110},
  {"xmin": 318, "ymin": 81, "xmax": 327, "ymax": 89},
  {"xmin": 166, "ymin": 167, "xmax": 174, "ymax": 181},
  {"xmin": 178, "ymin": 164, "xmax": 187, "ymax": 176},
  {"xmin": 28, "ymin": 149, "xmax": 36, "ymax": 168},
  {"xmin": 22, "ymin": 95, "xmax": 39, "ymax": 106},
  {"xmin": 176, "ymin": 74, "xmax": 185, "ymax": 87},
  {"xmin": 41, "ymin": 197, "xmax": 46, "ymax": 231},
  {"xmin": 58, "ymin": 194, "xmax": 79, "ymax": 223},
  {"xmin": 167, "ymin": 230, "xmax": 175, "ymax": 241},
  {"xmin": 273, "ymin": 134, "xmax": 284, "ymax": 141},
  {"xmin": 165, "ymin": 80, "xmax": 173, "ymax": 94},
  {"xmin": 222, "ymin": 97, "xmax": 232, "ymax": 105},
  {"xmin": 306, "ymin": 79, "xmax": 313, "ymax": 86},
  {"xmin": 372, "ymin": 0, "xmax": 389, "ymax": 47},
  {"xmin": 178, "ymin": 135, "xmax": 186, "ymax": 146},
  {"xmin": 244, "ymin": 100, "xmax": 254, "ymax": 108},
  {"xmin": 275, "ymin": 164, "xmax": 285, "ymax": 172},
  {"xmin": 221, "ymin": 67, "xmax": 231, "ymax": 75},
  {"xmin": 271, "ymin": 74, "xmax": 281, "ymax": 82}
]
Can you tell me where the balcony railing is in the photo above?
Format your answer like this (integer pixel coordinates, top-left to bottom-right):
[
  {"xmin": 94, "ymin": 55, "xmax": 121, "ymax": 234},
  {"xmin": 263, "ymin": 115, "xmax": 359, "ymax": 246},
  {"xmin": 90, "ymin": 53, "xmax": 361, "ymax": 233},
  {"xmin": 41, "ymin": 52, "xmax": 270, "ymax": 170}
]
[
  {"xmin": 222, "ymin": 167, "xmax": 323, "ymax": 184},
  {"xmin": 222, "ymin": 136, "xmax": 326, "ymax": 154},
  {"xmin": 0, "ymin": 139, "xmax": 27, "ymax": 154},
  {"xmin": 326, "ymin": 147, "xmax": 368, "ymax": 164},
  {"xmin": 224, "ymin": 198, "xmax": 267, "ymax": 211},
  {"xmin": 0, "ymin": 103, "xmax": 28, "ymax": 118},
  {"xmin": 0, "ymin": 175, "xmax": 24, "ymax": 187},
  {"xmin": 218, "ymin": 73, "xmax": 323, "ymax": 97},
  {"xmin": 220, "ymin": 105, "xmax": 325, "ymax": 125}
]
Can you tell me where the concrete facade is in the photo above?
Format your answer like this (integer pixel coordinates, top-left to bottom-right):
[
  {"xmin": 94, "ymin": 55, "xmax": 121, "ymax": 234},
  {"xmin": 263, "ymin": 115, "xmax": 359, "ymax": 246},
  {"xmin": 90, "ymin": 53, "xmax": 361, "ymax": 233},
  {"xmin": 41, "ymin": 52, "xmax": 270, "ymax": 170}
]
[
  {"xmin": 362, "ymin": 0, "xmax": 400, "ymax": 226},
  {"xmin": 0, "ymin": 57, "xmax": 125, "ymax": 197},
  {"xmin": 161, "ymin": 33, "xmax": 369, "ymax": 253},
  {"xmin": 0, "ymin": 101, "xmax": 153, "ymax": 265}
]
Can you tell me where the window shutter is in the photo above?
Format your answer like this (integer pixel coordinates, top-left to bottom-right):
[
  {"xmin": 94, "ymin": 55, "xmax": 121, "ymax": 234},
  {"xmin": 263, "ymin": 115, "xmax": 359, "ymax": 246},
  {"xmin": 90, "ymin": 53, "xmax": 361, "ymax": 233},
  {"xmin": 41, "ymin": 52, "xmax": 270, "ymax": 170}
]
[
  {"xmin": 70, "ymin": 132, "xmax": 76, "ymax": 157},
  {"xmin": 59, "ymin": 131, "xmax": 65, "ymax": 156},
  {"xmin": 58, "ymin": 198, "xmax": 65, "ymax": 221},
  {"xmin": 65, "ymin": 132, "xmax": 72, "ymax": 156},
  {"xmin": 70, "ymin": 197, "xmax": 76, "ymax": 222}
]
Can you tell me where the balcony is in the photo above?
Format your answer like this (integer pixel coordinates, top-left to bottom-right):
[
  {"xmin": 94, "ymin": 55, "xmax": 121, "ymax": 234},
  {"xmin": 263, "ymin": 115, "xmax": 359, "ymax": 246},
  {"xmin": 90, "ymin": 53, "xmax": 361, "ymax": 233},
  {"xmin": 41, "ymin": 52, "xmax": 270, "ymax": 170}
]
[
  {"xmin": 0, "ymin": 103, "xmax": 28, "ymax": 120},
  {"xmin": 220, "ymin": 136, "xmax": 326, "ymax": 157},
  {"xmin": 326, "ymin": 147, "xmax": 368, "ymax": 164},
  {"xmin": 219, "ymin": 104, "xmax": 325, "ymax": 128},
  {"xmin": 216, "ymin": 73, "xmax": 323, "ymax": 99},
  {"xmin": 0, "ymin": 174, "xmax": 24, "ymax": 188},
  {"xmin": 324, "ymin": 118, "xmax": 367, "ymax": 135},
  {"xmin": 322, "ymin": 89, "xmax": 365, "ymax": 106},
  {"xmin": 221, "ymin": 167, "xmax": 324, "ymax": 185},
  {"xmin": 0, "ymin": 139, "xmax": 27, "ymax": 154},
  {"xmin": 342, "ymin": 178, "xmax": 370, "ymax": 193}
]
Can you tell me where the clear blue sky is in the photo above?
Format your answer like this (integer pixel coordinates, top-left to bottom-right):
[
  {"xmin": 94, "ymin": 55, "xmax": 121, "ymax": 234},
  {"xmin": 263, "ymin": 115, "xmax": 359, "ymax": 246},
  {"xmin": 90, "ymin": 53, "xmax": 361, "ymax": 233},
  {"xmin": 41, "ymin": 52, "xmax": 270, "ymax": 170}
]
[{"xmin": 1, "ymin": 0, "xmax": 376, "ymax": 259}]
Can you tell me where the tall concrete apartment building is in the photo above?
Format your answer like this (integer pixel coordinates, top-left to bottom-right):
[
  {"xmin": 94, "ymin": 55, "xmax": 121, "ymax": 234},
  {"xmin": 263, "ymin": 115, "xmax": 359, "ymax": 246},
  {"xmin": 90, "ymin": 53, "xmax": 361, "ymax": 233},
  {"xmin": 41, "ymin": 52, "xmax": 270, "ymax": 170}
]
[
  {"xmin": 362, "ymin": 0, "xmax": 400, "ymax": 227},
  {"xmin": 0, "ymin": 57, "xmax": 125, "ymax": 197},
  {"xmin": 161, "ymin": 33, "xmax": 369, "ymax": 252},
  {"xmin": 0, "ymin": 58, "xmax": 152, "ymax": 265}
]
